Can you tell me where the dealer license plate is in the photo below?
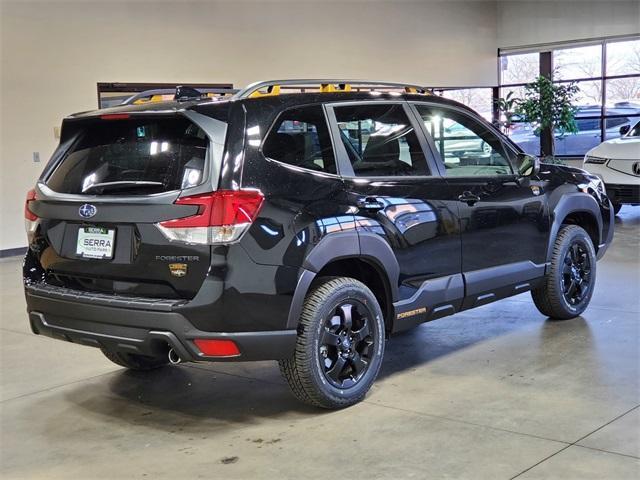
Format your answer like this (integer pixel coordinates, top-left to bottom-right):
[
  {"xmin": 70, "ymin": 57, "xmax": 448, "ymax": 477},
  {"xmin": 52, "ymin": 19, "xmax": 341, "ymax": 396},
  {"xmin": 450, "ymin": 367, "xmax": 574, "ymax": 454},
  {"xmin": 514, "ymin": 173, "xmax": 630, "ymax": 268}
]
[{"xmin": 76, "ymin": 226, "xmax": 115, "ymax": 259}]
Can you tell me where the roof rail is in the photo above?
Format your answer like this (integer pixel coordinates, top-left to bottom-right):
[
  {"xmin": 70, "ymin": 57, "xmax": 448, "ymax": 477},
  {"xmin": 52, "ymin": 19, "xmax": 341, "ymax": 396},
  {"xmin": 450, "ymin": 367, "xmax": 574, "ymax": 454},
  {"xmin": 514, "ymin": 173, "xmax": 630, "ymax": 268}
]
[
  {"xmin": 121, "ymin": 87, "xmax": 239, "ymax": 105},
  {"xmin": 233, "ymin": 79, "xmax": 431, "ymax": 99}
]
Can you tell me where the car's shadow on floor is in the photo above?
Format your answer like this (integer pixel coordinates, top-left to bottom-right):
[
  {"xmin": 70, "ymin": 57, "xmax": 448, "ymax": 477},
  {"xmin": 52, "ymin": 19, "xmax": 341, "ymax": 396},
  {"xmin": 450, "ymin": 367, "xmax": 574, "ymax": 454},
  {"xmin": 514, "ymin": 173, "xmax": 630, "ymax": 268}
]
[
  {"xmin": 63, "ymin": 365, "xmax": 318, "ymax": 433},
  {"xmin": 63, "ymin": 307, "xmax": 590, "ymax": 431}
]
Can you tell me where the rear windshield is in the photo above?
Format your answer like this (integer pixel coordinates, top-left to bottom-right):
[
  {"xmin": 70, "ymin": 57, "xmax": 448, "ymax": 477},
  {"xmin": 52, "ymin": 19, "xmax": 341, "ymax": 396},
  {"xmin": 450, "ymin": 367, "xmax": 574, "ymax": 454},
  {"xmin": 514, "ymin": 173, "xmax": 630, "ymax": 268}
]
[{"xmin": 46, "ymin": 117, "xmax": 208, "ymax": 195}]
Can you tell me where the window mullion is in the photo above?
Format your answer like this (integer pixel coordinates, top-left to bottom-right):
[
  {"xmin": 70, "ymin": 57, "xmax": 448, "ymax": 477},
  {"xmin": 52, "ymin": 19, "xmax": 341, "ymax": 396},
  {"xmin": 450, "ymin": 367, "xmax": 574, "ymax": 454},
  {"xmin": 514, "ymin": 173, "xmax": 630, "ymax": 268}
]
[
  {"xmin": 601, "ymin": 41, "xmax": 606, "ymax": 143},
  {"xmin": 540, "ymin": 51, "xmax": 553, "ymax": 157}
]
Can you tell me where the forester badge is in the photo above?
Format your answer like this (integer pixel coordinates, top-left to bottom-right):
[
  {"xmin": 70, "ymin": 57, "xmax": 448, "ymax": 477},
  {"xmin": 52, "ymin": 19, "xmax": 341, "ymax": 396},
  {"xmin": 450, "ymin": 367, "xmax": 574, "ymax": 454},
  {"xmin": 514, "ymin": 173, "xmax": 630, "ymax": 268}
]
[{"xmin": 169, "ymin": 263, "xmax": 188, "ymax": 278}]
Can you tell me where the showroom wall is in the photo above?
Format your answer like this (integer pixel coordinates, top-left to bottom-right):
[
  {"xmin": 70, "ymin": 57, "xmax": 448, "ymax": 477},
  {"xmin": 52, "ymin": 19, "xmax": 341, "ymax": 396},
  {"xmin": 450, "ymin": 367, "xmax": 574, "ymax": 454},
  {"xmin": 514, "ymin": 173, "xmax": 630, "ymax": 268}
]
[
  {"xmin": 497, "ymin": 0, "xmax": 640, "ymax": 49},
  {"xmin": 1, "ymin": 0, "xmax": 638, "ymax": 252},
  {"xmin": 1, "ymin": 0, "xmax": 499, "ymax": 251}
]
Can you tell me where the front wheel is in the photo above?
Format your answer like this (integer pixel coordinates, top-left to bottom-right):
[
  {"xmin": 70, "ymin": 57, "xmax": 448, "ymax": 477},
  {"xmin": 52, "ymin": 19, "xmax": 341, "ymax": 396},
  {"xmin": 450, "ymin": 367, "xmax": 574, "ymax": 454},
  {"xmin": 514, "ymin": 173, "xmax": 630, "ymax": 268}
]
[
  {"xmin": 279, "ymin": 277, "xmax": 385, "ymax": 409},
  {"xmin": 531, "ymin": 225, "xmax": 596, "ymax": 319}
]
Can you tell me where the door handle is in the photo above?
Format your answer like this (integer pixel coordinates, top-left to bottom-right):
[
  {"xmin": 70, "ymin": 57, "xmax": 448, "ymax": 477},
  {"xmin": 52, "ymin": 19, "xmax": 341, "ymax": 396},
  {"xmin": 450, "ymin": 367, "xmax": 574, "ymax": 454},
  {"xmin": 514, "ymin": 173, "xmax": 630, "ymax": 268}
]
[
  {"xmin": 458, "ymin": 191, "xmax": 481, "ymax": 206},
  {"xmin": 357, "ymin": 197, "xmax": 384, "ymax": 212}
]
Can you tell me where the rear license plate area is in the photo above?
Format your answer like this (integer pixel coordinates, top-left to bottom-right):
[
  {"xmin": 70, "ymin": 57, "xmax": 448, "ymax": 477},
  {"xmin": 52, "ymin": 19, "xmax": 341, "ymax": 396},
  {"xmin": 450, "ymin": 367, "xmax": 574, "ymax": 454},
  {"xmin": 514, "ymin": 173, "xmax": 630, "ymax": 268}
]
[{"xmin": 76, "ymin": 226, "xmax": 116, "ymax": 259}]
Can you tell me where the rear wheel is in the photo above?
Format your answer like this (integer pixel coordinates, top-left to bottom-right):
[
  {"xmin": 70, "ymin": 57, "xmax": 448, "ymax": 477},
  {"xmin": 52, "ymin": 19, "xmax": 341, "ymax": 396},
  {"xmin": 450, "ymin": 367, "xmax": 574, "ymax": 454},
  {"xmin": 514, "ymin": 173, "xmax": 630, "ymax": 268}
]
[
  {"xmin": 612, "ymin": 203, "xmax": 623, "ymax": 215},
  {"xmin": 531, "ymin": 225, "xmax": 596, "ymax": 319},
  {"xmin": 279, "ymin": 277, "xmax": 385, "ymax": 409},
  {"xmin": 101, "ymin": 347, "xmax": 169, "ymax": 371}
]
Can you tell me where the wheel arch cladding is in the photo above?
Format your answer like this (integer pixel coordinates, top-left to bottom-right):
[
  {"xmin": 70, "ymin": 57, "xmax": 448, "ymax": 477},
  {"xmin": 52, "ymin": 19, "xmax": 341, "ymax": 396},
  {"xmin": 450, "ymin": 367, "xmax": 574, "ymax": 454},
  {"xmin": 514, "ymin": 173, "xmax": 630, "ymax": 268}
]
[
  {"xmin": 549, "ymin": 193, "xmax": 603, "ymax": 262},
  {"xmin": 561, "ymin": 211, "xmax": 599, "ymax": 252},
  {"xmin": 287, "ymin": 231, "xmax": 398, "ymax": 332}
]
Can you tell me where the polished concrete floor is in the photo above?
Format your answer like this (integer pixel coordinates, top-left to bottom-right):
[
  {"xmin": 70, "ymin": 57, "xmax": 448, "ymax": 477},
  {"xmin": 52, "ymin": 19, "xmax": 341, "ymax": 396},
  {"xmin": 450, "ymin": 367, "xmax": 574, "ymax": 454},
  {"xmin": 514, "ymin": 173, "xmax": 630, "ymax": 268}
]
[{"xmin": 1, "ymin": 208, "xmax": 639, "ymax": 479}]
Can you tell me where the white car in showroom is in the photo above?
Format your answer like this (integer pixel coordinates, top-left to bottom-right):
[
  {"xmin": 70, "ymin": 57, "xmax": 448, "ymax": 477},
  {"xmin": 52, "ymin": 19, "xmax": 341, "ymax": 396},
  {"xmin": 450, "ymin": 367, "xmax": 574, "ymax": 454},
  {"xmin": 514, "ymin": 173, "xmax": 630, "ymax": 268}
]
[{"xmin": 583, "ymin": 120, "xmax": 640, "ymax": 215}]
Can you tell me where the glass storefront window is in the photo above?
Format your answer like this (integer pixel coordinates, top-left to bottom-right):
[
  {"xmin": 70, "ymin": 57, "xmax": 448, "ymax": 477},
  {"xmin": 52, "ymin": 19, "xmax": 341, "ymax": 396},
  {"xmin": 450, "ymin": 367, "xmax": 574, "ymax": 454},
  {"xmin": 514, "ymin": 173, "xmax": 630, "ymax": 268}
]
[
  {"xmin": 497, "ymin": 87, "xmax": 540, "ymax": 156},
  {"xmin": 569, "ymin": 80, "xmax": 603, "ymax": 107},
  {"xmin": 606, "ymin": 39, "xmax": 640, "ymax": 76},
  {"xmin": 605, "ymin": 78, "xmax": 640, "ymax": 108},
  {"xmin": 439, "ymin": 88, "xmax": 493, "ymax": 121},
  {"xmin": 506, "ymin": 124, "xmax": 540, "ymax": 156},
  {"xmin": 499, "ymin": 53, "xmax": 539, "ymax": 85},
  {"xmin": 494, "ymin": 37, "xmax": 640, "ymax": 156},
  {"xmin": 553, "ymin": 44, "xmax": 602, "ymax": 80},
  {"xmin": 605, "ymin": 116, "xmax": 639, "ymax": 140}
]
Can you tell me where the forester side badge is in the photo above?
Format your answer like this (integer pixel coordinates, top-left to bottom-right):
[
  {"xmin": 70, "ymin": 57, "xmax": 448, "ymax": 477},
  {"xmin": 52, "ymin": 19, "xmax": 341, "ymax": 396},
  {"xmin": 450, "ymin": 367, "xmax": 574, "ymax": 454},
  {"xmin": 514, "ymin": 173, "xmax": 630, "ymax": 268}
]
[{"xmin": 397, "ymin": 307, "xmax": 427, "ymax": 320}]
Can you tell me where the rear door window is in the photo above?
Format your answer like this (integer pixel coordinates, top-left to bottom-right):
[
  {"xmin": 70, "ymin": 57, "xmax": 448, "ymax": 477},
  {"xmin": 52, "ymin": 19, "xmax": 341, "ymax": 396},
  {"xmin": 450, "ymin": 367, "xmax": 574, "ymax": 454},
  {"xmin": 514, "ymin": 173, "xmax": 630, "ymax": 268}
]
[
  {"xmin": 333, "ymin": 103, "xmax": 430, "ymax": 177},
  {"xmin": 46, "ymin": 117, "xmax": 208, "ymax": 195},
  {"xmin": 262, "ymin": 105, "xmax": 336, "ymax": 173}
]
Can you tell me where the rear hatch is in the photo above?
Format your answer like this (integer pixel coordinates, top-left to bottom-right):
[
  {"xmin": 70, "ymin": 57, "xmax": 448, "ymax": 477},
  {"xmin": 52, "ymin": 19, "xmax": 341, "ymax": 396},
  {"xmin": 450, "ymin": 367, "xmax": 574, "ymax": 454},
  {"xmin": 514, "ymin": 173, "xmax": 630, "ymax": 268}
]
[{"xmin": 26, "ymin": 110, "xmax": 227, "ymax": 300}]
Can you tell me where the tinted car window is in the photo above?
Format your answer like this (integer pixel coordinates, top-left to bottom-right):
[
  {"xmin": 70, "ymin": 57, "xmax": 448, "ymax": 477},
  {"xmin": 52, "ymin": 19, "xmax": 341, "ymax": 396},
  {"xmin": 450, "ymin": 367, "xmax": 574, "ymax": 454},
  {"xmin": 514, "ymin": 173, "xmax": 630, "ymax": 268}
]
[
  {"xmin": 263, "ymin": 105, "xmax": 336, "ymax": 173},
  {"xmin": 47, "ymin": 117, "xmax": 208, "ymax": 195},
  {"xmin": 415, "ymin": 105, "xmax": 514, "ymax": 177},
  {"xmin": 333, "ymin": 104, "xmax": 429, "ymax": 177},
  {"xmin": 604, "ymin": 117, "xmax": 628, "ymax": 129},
  {"xmin": 576, "ymin": 119, "xmax": 600, "ymax": 131}
]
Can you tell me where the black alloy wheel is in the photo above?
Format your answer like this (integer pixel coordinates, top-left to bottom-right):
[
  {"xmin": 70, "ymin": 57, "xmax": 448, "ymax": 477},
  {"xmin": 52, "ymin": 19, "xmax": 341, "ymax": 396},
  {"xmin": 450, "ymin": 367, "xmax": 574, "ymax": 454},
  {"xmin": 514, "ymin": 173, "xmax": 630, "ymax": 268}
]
[
  {"xmin": 279, "ymin": 277, "xmax": 385, "ymax": 409},
  {"xmin": 561, "ymin": 241, "xmax": 592, "ymax": 307},
  {"xmin": 531, "ymin": 225, "xmax": 597, "ymax": 319},
  {"xmin": 319, "ymin": 301, "xmax": 374, "ymax": 389}
]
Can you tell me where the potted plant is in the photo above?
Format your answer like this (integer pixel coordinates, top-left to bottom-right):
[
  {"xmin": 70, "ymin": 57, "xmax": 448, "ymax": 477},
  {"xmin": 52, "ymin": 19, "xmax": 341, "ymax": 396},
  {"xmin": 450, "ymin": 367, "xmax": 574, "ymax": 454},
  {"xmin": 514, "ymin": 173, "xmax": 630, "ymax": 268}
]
[
  {"xmin": 496, "ymin": 75, "xmax": 580, "ymax": 161},
  {"xmin": 494, "ymin": 90, "xmax": 519, "ymax": 135}
]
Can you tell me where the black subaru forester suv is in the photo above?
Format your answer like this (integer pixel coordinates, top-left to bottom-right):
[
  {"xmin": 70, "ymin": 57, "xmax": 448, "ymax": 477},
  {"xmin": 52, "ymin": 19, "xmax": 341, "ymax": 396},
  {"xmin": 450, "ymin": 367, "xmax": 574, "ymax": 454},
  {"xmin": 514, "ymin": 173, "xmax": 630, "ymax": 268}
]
[{"xmin": 24, "ymin": 80, "xmax": 614, "ymax": 409}]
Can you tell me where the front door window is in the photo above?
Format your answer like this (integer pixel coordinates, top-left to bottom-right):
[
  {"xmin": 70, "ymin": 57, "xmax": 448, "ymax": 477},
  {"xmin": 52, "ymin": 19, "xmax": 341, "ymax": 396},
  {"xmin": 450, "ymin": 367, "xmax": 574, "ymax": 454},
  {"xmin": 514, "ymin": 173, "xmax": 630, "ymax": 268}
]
[{"xmin": 414, "ymin": 105, "xmax": 514, "ymax": 177}]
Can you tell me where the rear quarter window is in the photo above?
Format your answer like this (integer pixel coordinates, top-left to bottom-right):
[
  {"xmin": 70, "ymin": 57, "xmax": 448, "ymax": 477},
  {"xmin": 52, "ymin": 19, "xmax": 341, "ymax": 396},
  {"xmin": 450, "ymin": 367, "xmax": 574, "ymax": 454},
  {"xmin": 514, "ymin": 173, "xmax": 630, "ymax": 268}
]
[
  {"xmin": 46, "ymin": 117, "xmax": 208, "ymax": 195},
  {"xmin": 262, "ymin": 105, "xmax": 336, "ymax": 174}
]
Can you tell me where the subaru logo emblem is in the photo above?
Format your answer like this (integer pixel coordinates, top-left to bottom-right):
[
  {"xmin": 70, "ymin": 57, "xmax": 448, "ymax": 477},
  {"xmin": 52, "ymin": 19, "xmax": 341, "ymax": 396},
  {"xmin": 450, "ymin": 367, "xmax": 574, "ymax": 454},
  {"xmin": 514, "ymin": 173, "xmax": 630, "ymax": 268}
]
[
  {"xmin": 79, "ymin": 204, "xmax": 97, "ymax": 219},
  {"xmin": 633, "ymin": 162, "xmax": 640, "ymax": 176}
]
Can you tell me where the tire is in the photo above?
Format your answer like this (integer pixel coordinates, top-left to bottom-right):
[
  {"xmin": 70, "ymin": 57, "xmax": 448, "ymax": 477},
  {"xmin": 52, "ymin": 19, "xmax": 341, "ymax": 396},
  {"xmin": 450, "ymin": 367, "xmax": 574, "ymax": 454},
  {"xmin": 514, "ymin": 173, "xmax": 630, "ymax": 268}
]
[
  {"xmin": 612, "ymin": 203, "xmax": 623, "ymax": 215},
  {"xmin": 101, "ymin": 347, "xmax": 169, "ymax": 371},
  {"xmin": 531, "ymin": 225, "xmax": 597, "ymax": 320},
  {"xmin": 279, "ymin": 277, "xmax": 385, "ymax": 409}
]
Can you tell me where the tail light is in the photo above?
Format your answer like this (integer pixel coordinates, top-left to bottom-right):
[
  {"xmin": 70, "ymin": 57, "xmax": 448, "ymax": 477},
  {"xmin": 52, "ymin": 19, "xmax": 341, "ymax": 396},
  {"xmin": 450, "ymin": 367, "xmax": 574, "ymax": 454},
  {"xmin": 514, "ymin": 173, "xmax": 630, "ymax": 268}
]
[
  {"xmin": 24, "ymin": 188, "xmax": 39, "ymax": 243},
  {"xmin": 193, "ymin": 339, "xmax": 240, "ymax": 357},
  {"xmin": 156, "ymin": 189, "xmax": 264, "ymax": 245}
]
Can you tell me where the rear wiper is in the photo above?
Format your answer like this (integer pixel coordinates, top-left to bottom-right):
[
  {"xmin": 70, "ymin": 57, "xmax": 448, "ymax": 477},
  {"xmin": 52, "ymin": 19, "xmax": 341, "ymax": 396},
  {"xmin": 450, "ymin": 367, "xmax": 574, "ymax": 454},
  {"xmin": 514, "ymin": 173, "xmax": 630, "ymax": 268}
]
[{"xmin": 82, "ymin": 181, "xmax": 165, "ymax": 193}]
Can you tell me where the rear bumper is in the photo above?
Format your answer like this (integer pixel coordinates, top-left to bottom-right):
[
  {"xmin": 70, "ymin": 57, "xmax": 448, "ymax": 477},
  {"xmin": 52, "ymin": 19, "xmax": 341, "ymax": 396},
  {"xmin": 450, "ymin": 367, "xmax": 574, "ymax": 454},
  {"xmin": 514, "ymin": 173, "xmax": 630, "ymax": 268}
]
[
  {"xmin": 25, "ymin": 285, "xmax": 297, "ymax": 362},
  {"xmin": 605, "ymin": 183, "xmax": 640, "ymax": 205}
]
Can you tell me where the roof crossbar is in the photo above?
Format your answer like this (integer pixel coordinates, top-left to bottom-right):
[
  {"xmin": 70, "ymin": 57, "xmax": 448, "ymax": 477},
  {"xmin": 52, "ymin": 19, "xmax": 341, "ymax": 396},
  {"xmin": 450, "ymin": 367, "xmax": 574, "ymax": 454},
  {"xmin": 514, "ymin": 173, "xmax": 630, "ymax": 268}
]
[{"xmin": 233, "ymin": 79, "xmax": 431, "ymax": 99}]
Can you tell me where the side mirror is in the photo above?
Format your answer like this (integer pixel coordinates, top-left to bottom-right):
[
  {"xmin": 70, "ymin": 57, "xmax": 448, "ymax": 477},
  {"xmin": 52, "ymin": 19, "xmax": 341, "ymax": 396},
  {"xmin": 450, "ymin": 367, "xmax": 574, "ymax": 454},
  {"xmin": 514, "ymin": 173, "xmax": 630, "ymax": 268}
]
[
  {"xmin": 518, "ymin": 154, "xmax": 540, "ymax": 178},
  {"xmin": 620, "ymin": 125, "xmax": 630, "ymax": 136}
]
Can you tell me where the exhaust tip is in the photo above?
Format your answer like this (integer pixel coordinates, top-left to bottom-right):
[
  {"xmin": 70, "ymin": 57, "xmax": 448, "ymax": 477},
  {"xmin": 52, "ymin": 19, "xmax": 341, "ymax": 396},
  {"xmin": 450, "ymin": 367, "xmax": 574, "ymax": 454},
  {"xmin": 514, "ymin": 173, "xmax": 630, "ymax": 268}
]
[{"xmin": 168, "ymin": 348, "xmax": 182, "ymax": 365}]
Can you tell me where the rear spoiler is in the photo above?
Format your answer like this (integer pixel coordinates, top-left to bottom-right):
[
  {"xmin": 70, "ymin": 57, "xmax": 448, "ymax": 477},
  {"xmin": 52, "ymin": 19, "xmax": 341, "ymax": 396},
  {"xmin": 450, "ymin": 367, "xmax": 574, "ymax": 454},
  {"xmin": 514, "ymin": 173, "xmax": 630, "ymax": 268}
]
[{"xmin": 121, "ymin": 86, "xmax": 238, "ymax": 105}]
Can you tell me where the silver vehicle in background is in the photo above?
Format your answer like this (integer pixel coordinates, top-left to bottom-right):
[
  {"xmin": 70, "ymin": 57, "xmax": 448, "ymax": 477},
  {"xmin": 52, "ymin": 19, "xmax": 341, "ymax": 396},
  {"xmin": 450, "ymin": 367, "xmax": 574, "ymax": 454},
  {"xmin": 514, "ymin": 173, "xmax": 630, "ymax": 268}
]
[{"xmin": 509, "ymin": 104, "xmax": 640, "ymax": 156}]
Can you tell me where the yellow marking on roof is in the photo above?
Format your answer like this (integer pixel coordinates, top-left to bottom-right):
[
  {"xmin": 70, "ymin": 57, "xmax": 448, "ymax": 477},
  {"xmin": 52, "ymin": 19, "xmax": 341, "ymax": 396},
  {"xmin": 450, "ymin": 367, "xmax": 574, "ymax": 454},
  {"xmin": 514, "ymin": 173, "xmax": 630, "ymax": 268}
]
[
  {"xmin": 249, "ymin": 85, "xmax": 281, "ymax": 98},
  {"xmin": 133, "ymin": 94, "xmax": 170, "ymax": 105},
  {"xmin": 319, "ymin": 83, "xmax": 352, "ymax": 93}
]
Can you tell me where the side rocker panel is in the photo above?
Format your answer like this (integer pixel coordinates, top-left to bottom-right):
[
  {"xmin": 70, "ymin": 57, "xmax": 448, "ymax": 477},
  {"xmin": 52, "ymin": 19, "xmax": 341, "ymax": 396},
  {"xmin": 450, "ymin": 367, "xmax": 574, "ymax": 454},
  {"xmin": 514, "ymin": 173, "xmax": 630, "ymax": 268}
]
[{"xmin": 392, "ymin": 273, "xmax": 465, "ymax": 332}]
